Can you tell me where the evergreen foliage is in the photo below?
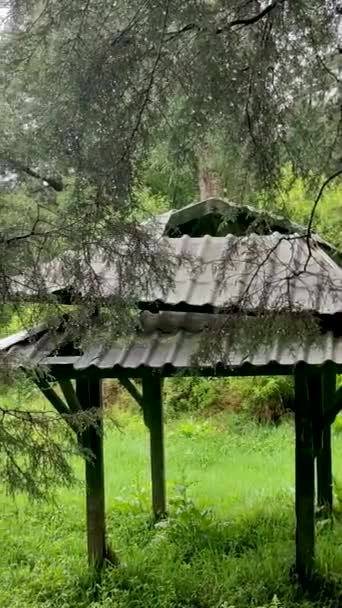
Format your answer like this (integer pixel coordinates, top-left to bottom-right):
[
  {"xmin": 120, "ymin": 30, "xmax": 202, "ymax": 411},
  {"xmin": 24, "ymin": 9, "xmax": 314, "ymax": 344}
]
[{"xmin": 0, "ymin": 0, "xmax": 341, "ymax": 501}]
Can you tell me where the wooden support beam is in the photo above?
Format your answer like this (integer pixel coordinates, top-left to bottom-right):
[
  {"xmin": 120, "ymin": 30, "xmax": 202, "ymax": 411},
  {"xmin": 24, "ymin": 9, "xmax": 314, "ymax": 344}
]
[
  {"xmin": 33, "ymin": 374, "xmax": 78, "ymax": 433},
  {"xmin": 76, "ymin": 377, "xmax": 106, "ymax": 569},
  {"xmin": 119, "ymin": 378, "xmax": 143, "ymax": 408},
  {"xmin": 317, "ymin": 426, "xmax": 332, "ymax": 514},
  {"xmin": 322, "ymin": 384, "xmax": 342, "ymax": 429},
  {"xmin": 294, "ymin": 367, "xmax": 315, "ymax": 583},
  {"xmin": 45, "ymin": 362, "xmax": 302, "ymax": 380},
  {"xmin": 119, "ymin": 378, "xmax": 150, "ymax": 427},
  {"xmin": 59, "ymin": 379, "xmax": 81, "ymax": 413},
  {"xmin": 34, "ymin": 377, "xmax": 70, "ymax": 417},
  {"xmin": 317, "ymin": 367, "xmax": 335, "ymax": 515},
  {"xmin": 142, "ymin": 373, "xmax": 166, "ymax": 519}
]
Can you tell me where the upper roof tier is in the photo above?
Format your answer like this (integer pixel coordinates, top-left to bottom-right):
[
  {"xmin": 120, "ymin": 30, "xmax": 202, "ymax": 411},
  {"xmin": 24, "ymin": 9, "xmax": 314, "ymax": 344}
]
[
  {"xmin": 9, "ymin": 197, "xmax": 342, "ymax": 315},
  {"xmin": 146, "ymin": 198, "xmax": 339, "ymax": 259}
]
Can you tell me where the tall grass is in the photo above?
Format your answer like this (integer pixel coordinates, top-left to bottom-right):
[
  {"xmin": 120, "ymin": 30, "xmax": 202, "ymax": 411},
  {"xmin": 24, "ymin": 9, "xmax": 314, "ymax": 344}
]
[{"xmin": 2, "ymin": 412, "xmax": 342, "ymax": 607}]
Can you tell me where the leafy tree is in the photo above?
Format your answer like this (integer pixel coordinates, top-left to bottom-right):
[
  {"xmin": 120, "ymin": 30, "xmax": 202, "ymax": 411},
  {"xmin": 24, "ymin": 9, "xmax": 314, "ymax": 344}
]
[
  {"xmin": 1, "ymin": 1, "xmax": 341, "ymax": 208},
  {"xmin": 0, "ymin": 0, "xmax": 341, "ymax": 502},
  {"xmin": 257, "ymin": 164, "xmax": 342, "ymax": 249}
]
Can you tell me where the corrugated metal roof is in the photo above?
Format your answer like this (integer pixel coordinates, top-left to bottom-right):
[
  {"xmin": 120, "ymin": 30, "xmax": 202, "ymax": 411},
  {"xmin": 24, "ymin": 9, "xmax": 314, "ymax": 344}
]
[
  {"xmin": 137, "ymin": 233, "xmax": 342, "ymax": 314},
  {"xmin": 168, "ymin": 198, "xmax": 304, "ymax": 234},
  {"xmin": 4, "ymin": 198, "xmax": 342, "ymax": 374},
  {"xmin": 39, "ymin": 233, "xmax": 339, "ymax": 313},
  {"xmin": 0, "ymin": 324, "xmax": 45, "ymax": 350},
  {"xmin": 1, "ymin": 312, "xmax": 342, "ymax": 372},
  {"xmin": 73, "ymin": 311, "xmax": 342, "ymax": 370},
  {"xmin": 164, "ymin": 198, "xmax": 337, "ymax": 254},
  {"xmin": 10, "ymin": 207, "xmax": 341, "ymax": 313},
  {"xmin": 142, "ymin": 210, "xmax": 174, "ymax": 238},
  {"xmin": 73, "ymin": 329, "xmax": 342, "ymax": 371}
]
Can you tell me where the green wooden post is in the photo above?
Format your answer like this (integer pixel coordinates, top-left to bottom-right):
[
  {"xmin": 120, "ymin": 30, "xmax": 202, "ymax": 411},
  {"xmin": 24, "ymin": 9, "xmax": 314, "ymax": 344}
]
[
  {"xmin": 76, "ymin": 377, "xmax": 106, "ymax": 568},
  {"xmin": 294, "ymin": 367, "xmax": 315, "ymax": 582},
  {"xmin": 142, "ymin": 373, "xmax": 166, "ymax": 518},
  {"xmin": 316, "ymin": 367, "xmax": 335, "ymax": 515}
]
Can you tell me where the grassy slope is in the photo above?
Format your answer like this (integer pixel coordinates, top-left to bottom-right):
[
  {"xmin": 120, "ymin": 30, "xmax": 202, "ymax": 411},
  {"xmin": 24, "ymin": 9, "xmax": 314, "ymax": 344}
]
[{"xmin": 2, "ymin": 413, "xmax": 342, "ymax": 608}]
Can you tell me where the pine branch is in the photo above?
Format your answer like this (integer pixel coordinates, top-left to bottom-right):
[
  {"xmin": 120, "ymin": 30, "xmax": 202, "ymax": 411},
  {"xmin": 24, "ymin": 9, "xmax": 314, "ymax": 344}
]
[
  {"xmin": 8, "ymin": 161, "xmax": 64, "ymax": 192},
  {"xmin": 227, "ymin": 1, "xmax": 281, "ymax": 29},
  {"xmin": 307, "ymin": 168, "xmax": 342, "ymax": 239},
  {"xmin": 166, "ymin": 1, "xmax": 282, "ymax": 41}
]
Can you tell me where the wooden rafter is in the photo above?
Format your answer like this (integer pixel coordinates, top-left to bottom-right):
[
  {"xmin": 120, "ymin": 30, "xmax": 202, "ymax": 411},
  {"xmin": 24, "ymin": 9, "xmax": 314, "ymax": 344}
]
[
  {"xmin": 33, "ymin": 374, "xmax": 77, "ymax": 433},
  {"xmin": 119, "ymin": 378, "xmax": 151, "ymax": 427},
  {"xmin": 119, "ymin": 378, "xmax": 143, "ymax": 407},
  {"xmin": 59, "ymin": 379, "xmax": 82, "ymax": 412}
]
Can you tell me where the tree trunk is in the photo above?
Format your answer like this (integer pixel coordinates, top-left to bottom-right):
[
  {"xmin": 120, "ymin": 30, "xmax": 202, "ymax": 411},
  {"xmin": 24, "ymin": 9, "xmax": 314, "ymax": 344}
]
[{"xmin": 198, "ymin": 144, "xmax": 223, "ymax": 200}]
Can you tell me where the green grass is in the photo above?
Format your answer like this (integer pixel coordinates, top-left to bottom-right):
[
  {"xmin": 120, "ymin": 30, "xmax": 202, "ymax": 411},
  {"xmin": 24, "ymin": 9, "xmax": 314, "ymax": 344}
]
[{"xmin": 2, "ymin": 412, "xmax": 342, "ymax": 607}]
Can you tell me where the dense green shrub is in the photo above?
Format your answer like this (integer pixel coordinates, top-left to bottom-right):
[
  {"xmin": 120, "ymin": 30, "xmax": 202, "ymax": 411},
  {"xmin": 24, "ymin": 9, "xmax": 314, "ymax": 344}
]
[
  {"xmin": 164, "ymin": 376, "xmax": 294, "ymax": 424},
  {"xmin": 257, "ymin": 164, "xmax": 342, "ymax": 250},
  {"xmin": 164, "ymin": 377, "xmax": 227, "ymax": 418},
  {"xmin": 234, "ymin": 377, "xmax": 294, "ymax": 425}
]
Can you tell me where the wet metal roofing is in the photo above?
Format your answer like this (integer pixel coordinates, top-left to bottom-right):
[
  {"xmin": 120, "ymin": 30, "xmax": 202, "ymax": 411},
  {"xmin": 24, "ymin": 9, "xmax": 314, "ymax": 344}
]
[
  {"xmin": 73, "ymin": 314, "xmax": 342, "ymax": 372},
  {"xmin": 161, "ymin": 235, "xmax": 341, "ymax": 313},
  {"xmin": 1, "ymin": 312, "xmax": 342, "ymax": 373},
  {"xmin": 15, "ymin": 233, "xmax": 342, "ymax": 315},
  {"xmin": 3, "ymin": 199, "xmax": 342, "ymax": 373},
  {"xmin": 140, "ymin": 233, "xmax": 342, "ymax": 314},
  {"xmin": 161, "ymin": 198, "xmax": 337, "ymax": 254}
]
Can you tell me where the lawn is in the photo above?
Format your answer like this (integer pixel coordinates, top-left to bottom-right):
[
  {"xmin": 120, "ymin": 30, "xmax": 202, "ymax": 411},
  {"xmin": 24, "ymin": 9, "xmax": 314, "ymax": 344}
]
[{"xmin": 2, "ymin": 411, "xmax": 342, "ymax": 608}]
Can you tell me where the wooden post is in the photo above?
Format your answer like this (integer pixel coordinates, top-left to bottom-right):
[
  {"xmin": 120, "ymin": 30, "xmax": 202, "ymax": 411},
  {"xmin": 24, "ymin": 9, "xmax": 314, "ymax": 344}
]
[
  {"xmin": 76, "ymin": 377, "xmax": 106, "ymax": 568},
  {"xmin": 294, "ymin": 367, "xmax": 315, "ymax": 583},
  {"xmin": 316, "ymin": 367, "xmax": 335, "ymax": 515},
  {"xmin": 142, "ymin": 373, "xmax": 166, "ymax": 518},
  {"xmin": 317, "ymin": 426, "xmax": 332, "ymax": 513}
]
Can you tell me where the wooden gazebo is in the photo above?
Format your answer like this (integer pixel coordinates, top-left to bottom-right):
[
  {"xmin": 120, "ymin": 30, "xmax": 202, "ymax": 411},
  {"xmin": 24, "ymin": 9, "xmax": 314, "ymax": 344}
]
[{"xmin": 1, "ymin": 198, "xmax": 342, "ymax": 583}]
